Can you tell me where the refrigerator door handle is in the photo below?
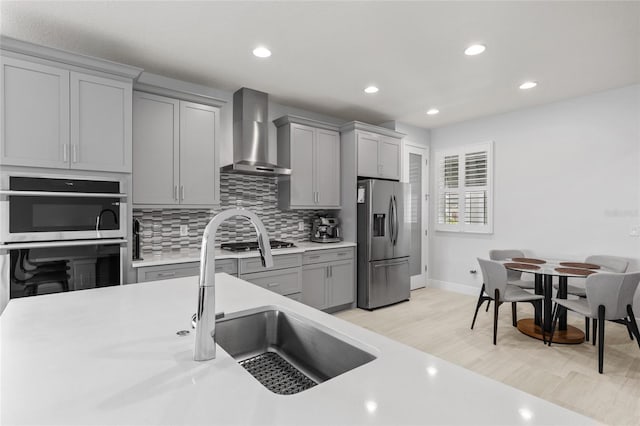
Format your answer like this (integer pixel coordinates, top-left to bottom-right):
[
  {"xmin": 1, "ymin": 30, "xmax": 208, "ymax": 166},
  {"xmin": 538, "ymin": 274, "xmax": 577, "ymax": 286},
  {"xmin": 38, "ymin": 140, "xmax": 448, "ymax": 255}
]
[
  {"xmin": 389, "ymin": 196, "xmax": 395, "ymax": 245},
  {"xmin": 391, "ymin": 195, "xmax": 398, "ymax": 245},
  {"xmin": 373, "ymin": 260, "xmax": 407, "ymax": 268}
]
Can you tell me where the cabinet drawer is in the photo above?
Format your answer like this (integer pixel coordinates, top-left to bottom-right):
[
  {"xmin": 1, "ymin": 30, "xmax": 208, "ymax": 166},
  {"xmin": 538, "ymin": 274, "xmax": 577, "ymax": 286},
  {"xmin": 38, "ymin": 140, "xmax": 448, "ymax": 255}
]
[
  {"xmin": 214, "ymin": 259, "xmax": 238, "ymax": 275},
  {"xmin": 240, "ymin": 268, "xmax": 302, "ymax": 296},
  {"xmin": 239, "ymin": 253, "xmax": 302, "ymax": 274},
  {"xmin": 137, "ymin": 262, "xmax": 200, "ymax": 283},
  {"xmin": 303, "ymin": 247, "xmax": 354, "ymax": 265}
]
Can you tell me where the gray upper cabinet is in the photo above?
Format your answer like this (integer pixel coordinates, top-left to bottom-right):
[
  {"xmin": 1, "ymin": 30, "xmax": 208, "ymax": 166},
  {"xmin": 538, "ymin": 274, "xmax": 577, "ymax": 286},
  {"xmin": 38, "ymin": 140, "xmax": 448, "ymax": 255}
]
[
  {"xmin": 132, "ymin": 92, "xmax": 219, "ymax": 207},
  {"xmin": 0, "ymin": 47, "xmax": 140, "ymax": 172},
  {"xmin": 356, "ymin": 131, "xmax": 401, "ymax": 181},
  {"xmin": 1, "ymin": 56, "xmax": 70, "ymax": 169},
  {"xmin": 133, "ymin": 92, "xmax": 179, "ymax": 205},
  {"xmin": 179, "ymin": 101, "xmax": 218, "ymax": 205},
  {"xmin": 275, "ymin": 115, "xmax": 341, "ymax": 209},
  {"xmin": 70, "ymin": 72, "xmax": 132, "ymax": 173}
]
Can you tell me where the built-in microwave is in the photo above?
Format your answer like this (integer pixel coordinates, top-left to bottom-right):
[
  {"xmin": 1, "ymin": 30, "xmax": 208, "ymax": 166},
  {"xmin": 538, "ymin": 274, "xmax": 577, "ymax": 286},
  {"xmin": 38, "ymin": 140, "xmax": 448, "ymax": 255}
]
[{"xmin": 0, "ymin": 174, "xmax": 127, "ymax": 243}]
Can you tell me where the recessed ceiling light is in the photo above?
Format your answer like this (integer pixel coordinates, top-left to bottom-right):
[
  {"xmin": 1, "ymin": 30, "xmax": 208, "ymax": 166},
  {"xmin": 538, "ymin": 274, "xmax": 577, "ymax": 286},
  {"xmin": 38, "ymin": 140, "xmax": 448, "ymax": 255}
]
[
  {"xmin": 364, "ymin": 86, "xmax": 379, "ymax": 94},
  {"xmin": 426, "ymin": 108, "xmax": 440, "ymax": 115},
  {"xmin": 519, "ymin": 81, "xmax": 537, "ymax": 90},
  {"xmin": 252, "ymin": 46, "xmax": 271, "ymax": 58},
  {"xmin": 464, "ymin": 44, "xmax": 486, "ymax": 56}
]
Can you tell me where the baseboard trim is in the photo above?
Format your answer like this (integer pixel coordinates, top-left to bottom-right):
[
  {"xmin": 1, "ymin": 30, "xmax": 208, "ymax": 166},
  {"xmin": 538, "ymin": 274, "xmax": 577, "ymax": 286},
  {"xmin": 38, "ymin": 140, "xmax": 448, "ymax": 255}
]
[{"xmin": 427, "ymin": 279, "xmax": 478, "ymax": 296}]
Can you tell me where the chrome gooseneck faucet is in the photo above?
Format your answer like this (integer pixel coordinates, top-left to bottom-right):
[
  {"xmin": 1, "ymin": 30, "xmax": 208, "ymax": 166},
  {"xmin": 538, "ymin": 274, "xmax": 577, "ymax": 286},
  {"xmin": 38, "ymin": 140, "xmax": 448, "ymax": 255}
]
[{"xmin": 194, "ymin": 208, "xmax": 273, "ymax": 361}]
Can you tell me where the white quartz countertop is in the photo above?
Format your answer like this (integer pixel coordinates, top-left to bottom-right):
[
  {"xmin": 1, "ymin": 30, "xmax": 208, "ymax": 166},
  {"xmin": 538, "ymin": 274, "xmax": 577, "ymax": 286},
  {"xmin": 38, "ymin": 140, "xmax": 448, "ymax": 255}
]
[
  {"xmin": 0, "ymin": 274, "xmax": 595, "ymax": 425},
  {"xmin": 131, "ymin": 241, "xmax": 357, "ymax": 268}
]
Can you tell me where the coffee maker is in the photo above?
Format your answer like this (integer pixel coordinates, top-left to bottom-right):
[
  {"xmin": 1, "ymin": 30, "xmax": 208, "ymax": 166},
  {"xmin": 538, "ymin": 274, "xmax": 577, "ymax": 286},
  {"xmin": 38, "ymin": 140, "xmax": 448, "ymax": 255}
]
[{"xmin": 311, "ymin": 217, "xmax": 342, "ymax": 243}]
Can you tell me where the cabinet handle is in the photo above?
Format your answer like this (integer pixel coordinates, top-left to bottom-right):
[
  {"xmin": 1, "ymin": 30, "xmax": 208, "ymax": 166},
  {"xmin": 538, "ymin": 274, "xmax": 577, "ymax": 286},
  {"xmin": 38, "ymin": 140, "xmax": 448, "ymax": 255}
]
[
  {"xmin": 180, "ymin": 186, "xmax": 185, "ymax": 201},
  {"xmin": 308, "ymin": 255, "xmax": 320, "ymax": 260},
  {"xmin": 72, "ymin": 145, "xmax": 78, "ymax": 163},
  {"xmin": 267, "ymin": 282, "xmax": 280, "ymax": 288},
  {"xmin": 156, "ymin": 272, "xmax": 176, "ymax": 278},
  {"xmin": 63, "ymin": 144, "xmax": 69, "ymax": 162},
  {"xmin": 174, "ymin": 186, "xmax": 179, "ymax": 201}
]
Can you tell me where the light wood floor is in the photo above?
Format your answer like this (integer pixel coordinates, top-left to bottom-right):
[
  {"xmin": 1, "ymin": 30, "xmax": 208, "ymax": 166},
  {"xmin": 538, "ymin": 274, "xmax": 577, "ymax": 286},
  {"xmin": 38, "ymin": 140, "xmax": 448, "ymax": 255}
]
[{"xmin": 335, "ymin": 288, "xmax": 640, "ymax": 426}]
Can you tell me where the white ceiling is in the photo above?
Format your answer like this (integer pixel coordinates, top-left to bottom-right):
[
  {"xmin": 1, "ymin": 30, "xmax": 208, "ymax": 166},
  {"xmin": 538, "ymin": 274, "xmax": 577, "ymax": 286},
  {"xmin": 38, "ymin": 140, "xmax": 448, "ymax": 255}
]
[{"xmin": 1, "ymin": 1, "xmax": 639, "ymax": 129}]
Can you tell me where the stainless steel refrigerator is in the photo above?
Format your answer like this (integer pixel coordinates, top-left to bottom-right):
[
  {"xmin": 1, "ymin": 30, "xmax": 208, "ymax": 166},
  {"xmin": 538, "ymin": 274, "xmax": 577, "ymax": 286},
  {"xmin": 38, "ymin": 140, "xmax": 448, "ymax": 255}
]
[{"xmin": 357, "ymin": 179, "xmax": 410, "ymax": 309}]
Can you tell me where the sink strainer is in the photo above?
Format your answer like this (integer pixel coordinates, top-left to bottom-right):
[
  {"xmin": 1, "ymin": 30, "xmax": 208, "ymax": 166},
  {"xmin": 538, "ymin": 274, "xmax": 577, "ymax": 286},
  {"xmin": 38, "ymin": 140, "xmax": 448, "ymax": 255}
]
[{"xmin": 239, "ymin": 351, "xmax": 317, "ymax": 395}]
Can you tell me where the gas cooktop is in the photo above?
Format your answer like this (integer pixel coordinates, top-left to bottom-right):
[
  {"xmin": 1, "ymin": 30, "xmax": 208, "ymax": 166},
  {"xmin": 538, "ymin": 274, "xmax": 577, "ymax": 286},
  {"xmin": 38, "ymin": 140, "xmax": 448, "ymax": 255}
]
[{"xmin": 220, "ymin": 240, "xmax": 296, "ymax": 252}]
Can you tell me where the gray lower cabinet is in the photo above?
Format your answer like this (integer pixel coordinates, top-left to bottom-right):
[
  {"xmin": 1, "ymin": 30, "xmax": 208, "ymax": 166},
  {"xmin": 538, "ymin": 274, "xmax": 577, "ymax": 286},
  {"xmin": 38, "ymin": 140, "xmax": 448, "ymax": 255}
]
[
  {"xmin": 136, "ymin": 259, "xmax": 237, "ymax": 283},
  {"xmin": 301, "ymin": 247, "xmax": 355, "ymax": 311},
  {"xmin": 239, "ymin": 268, "xmax": 302, "ymax": 298}
]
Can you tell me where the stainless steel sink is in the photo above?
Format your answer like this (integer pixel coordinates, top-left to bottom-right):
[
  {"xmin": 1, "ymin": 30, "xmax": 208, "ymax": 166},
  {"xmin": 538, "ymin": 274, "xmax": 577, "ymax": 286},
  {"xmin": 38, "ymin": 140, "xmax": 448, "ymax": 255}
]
[{"xmin": 216, "ymin": 307, "xmax": 377, "ymax": 395}]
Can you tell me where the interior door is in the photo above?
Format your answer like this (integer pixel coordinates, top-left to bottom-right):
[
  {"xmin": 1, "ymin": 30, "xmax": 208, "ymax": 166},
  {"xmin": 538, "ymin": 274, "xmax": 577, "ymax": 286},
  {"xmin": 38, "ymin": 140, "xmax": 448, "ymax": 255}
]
[{"xmin": 402, "ymin": 143, "xmax": 429, "ymax": 290}]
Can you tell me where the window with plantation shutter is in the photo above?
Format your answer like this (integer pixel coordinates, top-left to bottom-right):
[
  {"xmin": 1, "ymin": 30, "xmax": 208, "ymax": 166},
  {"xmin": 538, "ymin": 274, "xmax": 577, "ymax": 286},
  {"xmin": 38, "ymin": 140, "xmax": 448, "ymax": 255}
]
[{"xmin": 435, "ymin": 142, "xmax": 493, "ymax": 233}]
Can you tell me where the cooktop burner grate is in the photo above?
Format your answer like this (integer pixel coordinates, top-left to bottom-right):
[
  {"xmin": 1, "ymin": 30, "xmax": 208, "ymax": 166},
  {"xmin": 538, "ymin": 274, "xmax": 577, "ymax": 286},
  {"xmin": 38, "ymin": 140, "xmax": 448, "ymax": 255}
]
[{"xmin": 221, "ymin": 240, "xmax": 296, "ymax": 252}]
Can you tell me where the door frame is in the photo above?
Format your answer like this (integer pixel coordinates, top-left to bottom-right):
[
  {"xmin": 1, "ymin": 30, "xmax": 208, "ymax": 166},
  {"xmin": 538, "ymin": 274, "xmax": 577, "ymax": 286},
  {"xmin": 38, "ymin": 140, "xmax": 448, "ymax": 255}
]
[{"xmin": 402, "ymin": 141, "xmax": 429, "ymax": 290}]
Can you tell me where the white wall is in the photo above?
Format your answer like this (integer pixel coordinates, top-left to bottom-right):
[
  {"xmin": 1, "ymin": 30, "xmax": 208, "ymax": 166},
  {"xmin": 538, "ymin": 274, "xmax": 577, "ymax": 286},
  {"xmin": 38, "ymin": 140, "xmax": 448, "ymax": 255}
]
[{"xmin": 429, "ymin": 85, "xmax": 640, "ymax": 311}]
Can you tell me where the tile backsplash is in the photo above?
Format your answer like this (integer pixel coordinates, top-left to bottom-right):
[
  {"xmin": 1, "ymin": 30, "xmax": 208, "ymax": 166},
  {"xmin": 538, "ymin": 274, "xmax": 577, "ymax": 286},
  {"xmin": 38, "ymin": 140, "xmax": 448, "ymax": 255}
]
[{"xmin": 133, "ymin": 173, "xmax": 332, "ymax": 255}]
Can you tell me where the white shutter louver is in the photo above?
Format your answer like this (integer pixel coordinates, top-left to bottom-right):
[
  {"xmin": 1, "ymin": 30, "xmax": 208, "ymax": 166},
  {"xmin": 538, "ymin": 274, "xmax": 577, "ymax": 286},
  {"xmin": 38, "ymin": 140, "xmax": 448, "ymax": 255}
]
[{"xmin": 435, "ymin": 142, "xmax": 492, "ymax": 233}]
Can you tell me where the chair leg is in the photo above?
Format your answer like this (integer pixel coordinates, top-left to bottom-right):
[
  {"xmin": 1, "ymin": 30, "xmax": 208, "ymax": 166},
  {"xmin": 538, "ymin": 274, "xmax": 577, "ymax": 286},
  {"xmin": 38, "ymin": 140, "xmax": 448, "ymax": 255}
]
[
  {"xmin": 485, "ymin": 299, "xmax": 491, "ymax": 312},
  {"xmin": 626, "ymin": 306, "xmax": 640, "ymax": 350},
  {"xmin": 598, "ymin": 305, "xmax": 605, "ymax": 374},
  {"xmin": 493, "ymin": 289, "xmax": 500, "ymax": 345},
  {"xmin": 511, "ymin": 302, "xmax": 518, "ymax": 327},
  {"xmin": 592, "ymin": 318, "xmax": 597, "ymax": 346},
  {"xmin": 471, "ymin": 284, "xmax": 487, "ymax": 330},
  {"xmin": 548, "ymin": 303, "xmax": 560, "ymax": 346},
  {"xmin": 585, "ymin": 317, "xmax": 590, "ymax": 342}
]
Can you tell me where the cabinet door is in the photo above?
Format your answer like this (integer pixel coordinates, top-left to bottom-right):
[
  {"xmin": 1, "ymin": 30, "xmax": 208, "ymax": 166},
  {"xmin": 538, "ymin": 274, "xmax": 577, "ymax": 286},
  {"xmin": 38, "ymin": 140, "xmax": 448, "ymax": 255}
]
[
  {"xmin": 1, "ymin": 56, "xmax": 70, "ymax": 168},
  {"xmin": 315, "ymin": 129, "xmax": 341, "ymax": 208},
  {"xmin": 378, "ymin": 136, "xmax": 401, "ymax": 180},
  {"xmin": 132, "ymin": 92, "xmax": 180, "ymax": 204},
  {"xmin": 357, "ymin": 132, "xmax": 379, "ymax": 178},
  {"xmin": 329, "ymin": 260, "xmax": 354, "ymax": 307},
  {"xmin": 301, "ymin": 264, "xmax": 328, "ymax": 309},
  {"xmin": 290, "ymin": 124, "xmax": 316, "ymax": 206},
  {"xmin": 179, "ymin": 101, "xmax": 219, "ymax": 205},
  {"xmin": 70, "ymin": 72, "xmax": 132, "ymax": 172}
]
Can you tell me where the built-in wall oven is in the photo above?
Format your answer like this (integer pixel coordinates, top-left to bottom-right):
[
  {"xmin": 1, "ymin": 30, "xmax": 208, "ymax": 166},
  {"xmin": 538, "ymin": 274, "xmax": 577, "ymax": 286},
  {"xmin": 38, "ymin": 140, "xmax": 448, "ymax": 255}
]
[{"xmin": 0, "ymin": 173, "xmax": 127, "ymax": 305}]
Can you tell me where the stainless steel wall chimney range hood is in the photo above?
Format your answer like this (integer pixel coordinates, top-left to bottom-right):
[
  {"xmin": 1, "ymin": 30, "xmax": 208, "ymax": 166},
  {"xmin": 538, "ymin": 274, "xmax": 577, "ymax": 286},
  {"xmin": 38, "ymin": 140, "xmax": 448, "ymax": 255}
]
[{"xmin": 221, "ymin": 88, "xmax": 291, "ymax": 176}]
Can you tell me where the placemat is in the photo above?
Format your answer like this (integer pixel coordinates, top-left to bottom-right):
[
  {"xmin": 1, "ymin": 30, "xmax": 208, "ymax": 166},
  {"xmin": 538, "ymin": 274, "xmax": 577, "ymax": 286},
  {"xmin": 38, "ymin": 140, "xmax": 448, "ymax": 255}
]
[
  {"xmin": 555, "ymin": 267, "xmax": 597, "ymax": 276},
  {"xmin": 559, "ymin": 262, "xmax": 600, "ymax": 269},
  {"xmin": 505, "ymin": 262, "xmax": 541, "ymax": 270},
  {"xmin": 511, "ymin": 257, "xmax": 546, "ymax": 264}
]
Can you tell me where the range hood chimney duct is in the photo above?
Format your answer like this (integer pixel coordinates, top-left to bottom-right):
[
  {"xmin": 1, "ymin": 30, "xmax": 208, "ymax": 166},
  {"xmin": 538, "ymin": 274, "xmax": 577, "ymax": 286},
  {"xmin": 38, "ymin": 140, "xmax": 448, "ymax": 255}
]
[{"xmin": 221, "ymin": 87, "xmax": 291, "ymax": 176}]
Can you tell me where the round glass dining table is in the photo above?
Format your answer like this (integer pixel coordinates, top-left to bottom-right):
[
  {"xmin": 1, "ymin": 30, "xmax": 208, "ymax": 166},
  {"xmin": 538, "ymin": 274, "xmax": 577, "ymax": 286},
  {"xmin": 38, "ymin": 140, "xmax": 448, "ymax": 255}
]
[{"xmin": 503, "ymin": 258, "xmax": 609, "ymax": 344}]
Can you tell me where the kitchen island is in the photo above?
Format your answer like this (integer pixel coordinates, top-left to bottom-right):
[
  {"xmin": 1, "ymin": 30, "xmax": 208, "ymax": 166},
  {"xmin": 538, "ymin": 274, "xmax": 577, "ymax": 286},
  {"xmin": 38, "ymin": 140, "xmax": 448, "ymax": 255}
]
[{"xmin": 1, "ymin": 274, "xmax": 595, "ymax": 425}]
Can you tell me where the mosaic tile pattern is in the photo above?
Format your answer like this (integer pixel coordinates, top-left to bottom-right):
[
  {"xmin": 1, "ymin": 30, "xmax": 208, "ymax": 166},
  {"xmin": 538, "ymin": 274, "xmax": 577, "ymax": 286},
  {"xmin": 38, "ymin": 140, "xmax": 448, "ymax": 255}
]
[{"xmin": 133, "ymin": 173, "xmax": 333, "ymax": 255}]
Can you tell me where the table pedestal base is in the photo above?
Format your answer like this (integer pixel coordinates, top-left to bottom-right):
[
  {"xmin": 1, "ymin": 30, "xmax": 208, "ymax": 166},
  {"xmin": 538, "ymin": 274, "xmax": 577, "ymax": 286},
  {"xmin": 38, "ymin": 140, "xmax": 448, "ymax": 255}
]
[{"xmin": 516, "ymin": 318, "xmax": 584, "ymax": 344}]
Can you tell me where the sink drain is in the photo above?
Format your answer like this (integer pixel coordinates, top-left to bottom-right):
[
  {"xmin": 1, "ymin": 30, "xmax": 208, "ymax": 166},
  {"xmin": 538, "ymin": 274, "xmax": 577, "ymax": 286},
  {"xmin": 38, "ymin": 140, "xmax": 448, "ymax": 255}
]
[{"xmin": 239, "ymin": 352, "xmax": 317, "ymax": 395}]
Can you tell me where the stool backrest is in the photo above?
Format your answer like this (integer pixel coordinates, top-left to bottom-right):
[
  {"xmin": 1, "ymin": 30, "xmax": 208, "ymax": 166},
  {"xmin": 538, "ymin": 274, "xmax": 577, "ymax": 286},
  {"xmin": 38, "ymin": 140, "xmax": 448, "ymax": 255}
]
[
  {"xmin": 477, "ymin": 258, "xmax": 508, "ymax": 298},
  {"xmin": 585, "ymin": 255, "xmax": 629, "ymax": 273},
  {"xmin": 585, "ymin": 272, "xmax": 640, "ymax": 320}
]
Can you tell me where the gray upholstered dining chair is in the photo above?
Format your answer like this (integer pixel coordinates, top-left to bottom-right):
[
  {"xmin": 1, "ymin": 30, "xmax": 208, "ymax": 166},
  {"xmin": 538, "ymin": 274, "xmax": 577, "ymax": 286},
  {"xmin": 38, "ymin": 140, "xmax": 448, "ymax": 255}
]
[
  {"xmin": 488, "ymin": 249, "xmax": 536, "ymax": 325},
  {"xmin": 472, "ymin": 259, "xmax": 544, "ymax": 345},
  {"xmin": 548, "ymin": 271, "xmax": 640, "ymax": 374},
  {"xmin": 559, "ymin": 255, "xmax": 629, "ymax": 341}
]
